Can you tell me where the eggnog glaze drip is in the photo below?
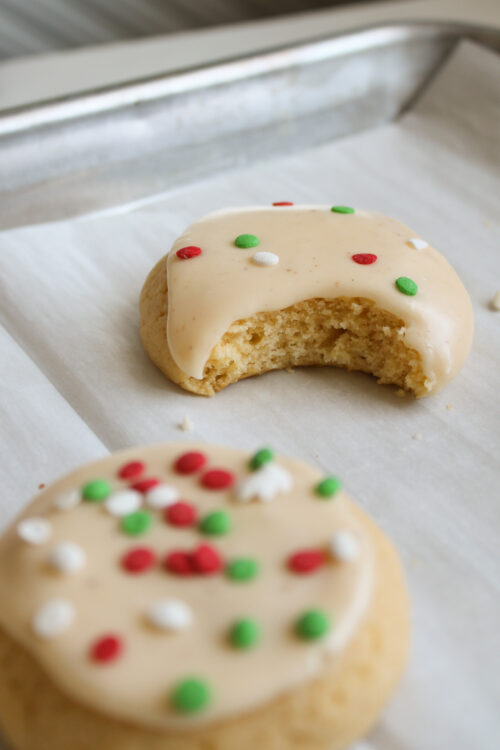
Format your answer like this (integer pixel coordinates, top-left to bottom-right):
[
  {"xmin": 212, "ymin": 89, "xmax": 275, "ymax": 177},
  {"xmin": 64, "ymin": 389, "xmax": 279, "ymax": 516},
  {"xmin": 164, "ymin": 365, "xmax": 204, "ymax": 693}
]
[
  {"xmin": 0, "ymin": 444, "xmax": 373, "ymax": 730},
  {"xmin": 166, "ymin": 206, "xmax": 473, "ymax": 391}
]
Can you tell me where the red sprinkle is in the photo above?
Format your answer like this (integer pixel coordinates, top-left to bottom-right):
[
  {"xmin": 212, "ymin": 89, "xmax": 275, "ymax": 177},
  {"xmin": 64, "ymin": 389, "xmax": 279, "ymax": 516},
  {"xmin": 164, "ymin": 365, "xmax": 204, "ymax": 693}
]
[
  {"xmin": 174, "ymin": 451, "xmax": 207, "ymax": 475},
  {"xmin": 191, "ymin": 544, "xmax": 224, "ymax": 575},
  {"xmin": 165, "ymin": 501, "xmax": 197, "ymax": 527},
  {"xmin": 352, "ymin": 253, "xmax": 377, "ymax": 265},
  {"xmin": 288, "ymin": 549, "xmax": 326, "ymax": 574},
  {"xmin": 165, "ymin": 550, "xmax": 195, "ymax": 576},
  {"xmin": 176, "ymin": 246, "xmax": 202, "ymax": 260},
  {"xmin": 122, "ymin": 546, "xmax": 156, "ymax": 573},
  {"xmin": 130, "ymin": 477, "xmax": 160, "ymax": 493},
  {"xmin": 200, "ymin": 468, "xmax": 235, "ymax": 490},
  {"xmin": 272, "ymin": 201, "xmax": 294, "ymax": 206},
  {"xmin": 90, "ymin": 635, "xmax": 123, "ymax": 663},
  {"xmin": 118, "ymin": 460, "xmax": 145, "ymax": 480}
]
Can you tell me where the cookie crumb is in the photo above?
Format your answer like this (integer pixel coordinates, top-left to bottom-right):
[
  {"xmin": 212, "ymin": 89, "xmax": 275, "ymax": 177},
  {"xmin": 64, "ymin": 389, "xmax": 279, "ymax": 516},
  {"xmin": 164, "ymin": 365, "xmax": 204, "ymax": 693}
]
[
  {"xmin": 179, "ymin": 414, "xmax": 193, "ymax": 432},
  {"xmin": 412, "ymin": 433, "xmax": 422, "ymax": 440},
  {"xmin": 395, "ymin": 389, "xmax": 406, "ymax": 398},
  {"xmin": 491, "ymin": 290, "xmax": 500, "ymax": 311},
  {"xmin": 286, "ymin": 367, "xmax": 295, "ymax": 373},
  {"xmin": 446, "ymin": 404, "xmax": 453, "ymax": 411},
  {"xmin": 38, "ymin": 483, "xmax": 45, "ymax": 490}
]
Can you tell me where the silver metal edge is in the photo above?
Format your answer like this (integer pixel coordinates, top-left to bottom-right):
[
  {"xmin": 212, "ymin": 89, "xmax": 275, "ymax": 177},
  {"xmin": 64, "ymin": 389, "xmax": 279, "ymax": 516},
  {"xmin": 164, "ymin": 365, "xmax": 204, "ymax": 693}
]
[{"xmin": 1, "ymin": 20, "xmax": 499, "ymax": 138}]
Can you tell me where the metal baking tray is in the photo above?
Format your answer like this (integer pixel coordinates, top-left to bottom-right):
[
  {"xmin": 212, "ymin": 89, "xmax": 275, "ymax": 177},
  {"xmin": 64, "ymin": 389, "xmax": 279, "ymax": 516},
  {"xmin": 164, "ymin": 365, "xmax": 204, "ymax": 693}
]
[{"xmin": 0, "ymin": 21, "xmax": 499, "ymax": 229}]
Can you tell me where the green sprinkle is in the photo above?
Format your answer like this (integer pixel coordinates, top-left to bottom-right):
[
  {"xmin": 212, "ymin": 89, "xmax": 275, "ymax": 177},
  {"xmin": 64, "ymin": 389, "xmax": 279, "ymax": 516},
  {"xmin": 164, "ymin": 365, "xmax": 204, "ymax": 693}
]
[
  {"xmin": 249, "ymin": 447, "xmax": 274, "ymax": 471},
  {"xmin": 121, "ymin": 510, "xmax": 153, "ymax": 536},
  {"xmin": 227, "ymin": 558, "xmax": 259, "ymax": 582},
  {"xmin": 315, "ymin": 476, "xmax": 342, "ymax": 498},
  {"xmin": 295, "ymin": 609, "xmax": 331, "ymax": 641},
  {"xmin": 171, "ymin": 678, "xmax": 211, "ymax": 713},
  {"xmin": 235, "ymin": 233, "xmax": 259, "ymax": 249},
  {"xmin": 395, "ymin": 276, "xmax": 418, "ymax": 296},
  {"xmin": 331, "ymin": 205, "xmax": 354, "ymax": 214},
  {"xmin": 199, "ymin": 510, "xmax": 231, "ymax": 536},
  {"xmin": 229, "ymin": 618, "xmax": 261, "ymax": 649},
  {"xmin": 82, "ymin": 479, "xmax": 111, "ymax": 502}
]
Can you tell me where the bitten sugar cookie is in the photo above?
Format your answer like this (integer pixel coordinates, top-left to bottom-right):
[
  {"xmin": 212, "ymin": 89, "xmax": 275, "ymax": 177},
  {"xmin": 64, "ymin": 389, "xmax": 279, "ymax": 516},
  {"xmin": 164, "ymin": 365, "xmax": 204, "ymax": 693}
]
[
  {"xmin": 140, "ymin": 204, "xmax": 473, "ymax": 396},
  {"xmin": 0, "ymin": 444, "xmax": 408, "ymax": 750}
]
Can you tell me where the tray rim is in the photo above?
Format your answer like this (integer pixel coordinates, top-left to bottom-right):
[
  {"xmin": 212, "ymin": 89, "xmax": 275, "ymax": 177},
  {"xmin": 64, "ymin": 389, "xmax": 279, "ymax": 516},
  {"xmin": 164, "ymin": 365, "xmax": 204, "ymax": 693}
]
[{"xmin": 0, "ymin": 19, "xmax": 499, "ymax": 138}]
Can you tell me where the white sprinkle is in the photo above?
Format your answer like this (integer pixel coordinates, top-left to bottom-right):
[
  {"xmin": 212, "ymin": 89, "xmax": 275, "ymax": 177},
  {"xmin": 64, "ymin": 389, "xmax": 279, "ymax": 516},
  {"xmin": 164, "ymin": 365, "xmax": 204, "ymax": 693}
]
[
  {"xmin": 236, "ymin": 463, "xmax": 293, "ymax": 503},
  {"xmin": 408, "ymin": 237, "xmax": 428, "ymax": 251},
  {"xmin": 491, "ymin": 290, "xmax": 500, "ymax": 310},
  {"xmin": 17, "ymin": 517, "xmax": 52, "ymax": 546},
  {"xmin": 48, "ymin": 541, "xmax": 87, "ymax": 574},
  {"xmin": 32, "ymin": 599, "xmax": 75, "ymax": 639},
  {"xmin": 104, "ymin": 489, "xmax": 142, "ymax": 517},
  {"xmin": 145, "ymin": 484, "xmax": 179, "ymax": 509},
  {"xmin": 146, "ymin": 599, "xmax": 193, "ymax": 631},
  {"xmin": 53, "ymin": 489, "xmax": 81, "ymax": 512},
  {"xmin": 329, "ymin": 531, "xmax": 359, "ymax": 562},
  {"xmin": 252, "ymin": 251, "xmax": 279, "ymax": 267},
  {"xmin": 179, "ymin": 414, "xmax": 193, "ymax": 432}
]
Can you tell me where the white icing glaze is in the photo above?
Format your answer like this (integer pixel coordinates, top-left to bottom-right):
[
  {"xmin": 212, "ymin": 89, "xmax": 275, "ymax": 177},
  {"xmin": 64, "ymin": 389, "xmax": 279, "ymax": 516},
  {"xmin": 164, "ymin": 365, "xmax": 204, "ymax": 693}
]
[
  {"xmin": 0, "ymin": 444, "xmax": 373, "ymax": 730},
  {"xmin": 166, "ymin": 206, "xmax": 473, "ymax": 392}
]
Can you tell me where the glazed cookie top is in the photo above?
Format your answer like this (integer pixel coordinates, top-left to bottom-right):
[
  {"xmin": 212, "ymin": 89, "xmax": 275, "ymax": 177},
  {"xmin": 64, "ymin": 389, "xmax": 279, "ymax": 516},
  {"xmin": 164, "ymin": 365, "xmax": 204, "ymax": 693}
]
[
  {"xmin": 0, "ymin": 444, "xmax": 373, "ymax": 729},
  {"xmin": 166, "ymin": 205, "xmax": 473, "ymax": 392}
]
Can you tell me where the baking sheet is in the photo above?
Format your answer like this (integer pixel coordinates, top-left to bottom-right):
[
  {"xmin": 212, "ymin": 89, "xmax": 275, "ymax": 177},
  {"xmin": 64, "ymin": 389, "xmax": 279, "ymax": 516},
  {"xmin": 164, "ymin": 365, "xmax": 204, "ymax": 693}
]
[{"xmin": 0, "ymin": 39, "xmax": 499, "ymax": 749}]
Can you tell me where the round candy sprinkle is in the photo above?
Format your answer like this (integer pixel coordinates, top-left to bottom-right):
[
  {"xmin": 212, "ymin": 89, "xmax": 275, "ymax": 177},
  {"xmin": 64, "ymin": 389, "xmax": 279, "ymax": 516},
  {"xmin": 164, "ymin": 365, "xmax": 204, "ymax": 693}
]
[
  {"xmin": 192, "ymin": 544, "xmax": 224, "ymax": 575},
  {"xmin": 122, "ymin": 546, "xmax": 156, "ymax": 573},
  {"xmin": 249, "ymin": 447, "xmax": 274, "ymax": 471},
  {"xmin": 199, "ymin": 510, "xmax": 231, "ymax": 536},
  {"xmin": 235, "ymin": 233, "xmax": 259, "ymax": 249},
  {"xmin": 174, "ymin": 451, "xmax": 207, "ymax": 475},
  {"xmin": 121, "ymin": 510, "xmax": 153, "ymax": 536},
  {"xmin": 48, "ymin": 541, "xmax": 87, "ymax": 574},
  {"xmin": 165, "ymin": 550, "xmax": 195, "ymax": 576},
  {"xmin": 32, "ymin": 599, "xmax": 75, "ymax": 639},
  {"xmin": 176, "ymin": 246, "xmax": 202, "ymax": 260},
  {"xmin": 130, "ymin": 477, "xmax": 160, "ymax": 494},
  {"xmin": 315, "ymin": 476, "xmax": 342, "ymax": 499},
  {"xmin": 295, "ymin": 609, "xmax": 331, "ymax": 640},
  {"xmin": 145, "ymin": 484, "xmax": 179, "ymax": 509},
  {"xmin": 118, "ymin": 460, "xmax": 145, "ymax": 480},
  {"xmin": 329, "ymin": 530, "xmax": 359, "ymax": 562},
  {"xmin": 17, "ymin": 517, "xmax": 52, "ymax": 546},
  {"xmin": 288, "ymin": 549, "xmax": 325, "ymax": 575},
  {"xmin": 82, "ymin": 479, "xmax": 111, "ymax": 502},
  {"xmin": 227, "ymin": 558, "xmax": 259, "ymax": 582},
  {"xmin": 331, "ymin": 205, "xmax": 354, "ymax": 214},
  {"xmin": 272, "ymin": 201, "xmax": 294, "ymax": 206},
  {"xmin": 352, "ymin": 253, "xmax": 377, "ymax": 265},
  {"xmin": 105, "ymin": 489, "xmax": 142, "ymax": 517},
  {"xmin": 90, "ymin": 634, "xmax": 123, "ymax": 663},
  {"xmin": 171, "ymin": 678, "xmax": 211, "ymax": 713},
  {"xmin": 252, "ymin": 251, "xmax": 279, "ymax": 267},
  {"xmin": 52, "ymin": 489, "xmax": 80, "ymax": 512},
  {"xmin": 201, "ymin": 468, "xmax": 235, "ymax": 490},
  {"xmin": 165, "ymin": 501, "xmax": 197, "ymax": 528},
  {"xmin": 408, "ymin": 237, "xmax": 428, "ymax": 251},
  {"xmin": 229, "ymin": 618, "xmax": 261, "ymax": 649},
  {"xmin": 395, "ymin": 276, "xmax": 418, "ymax": 296},
  {"xmin": 146, "ymin": 599, "xmax": 193, "ymax": 632}
]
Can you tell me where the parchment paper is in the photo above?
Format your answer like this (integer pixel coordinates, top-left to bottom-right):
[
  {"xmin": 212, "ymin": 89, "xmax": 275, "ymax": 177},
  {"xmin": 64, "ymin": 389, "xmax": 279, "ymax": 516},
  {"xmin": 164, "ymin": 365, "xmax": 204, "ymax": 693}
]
[{"xmin": 0, "ymin": 41, "xmax": 499, "ymax": 750}]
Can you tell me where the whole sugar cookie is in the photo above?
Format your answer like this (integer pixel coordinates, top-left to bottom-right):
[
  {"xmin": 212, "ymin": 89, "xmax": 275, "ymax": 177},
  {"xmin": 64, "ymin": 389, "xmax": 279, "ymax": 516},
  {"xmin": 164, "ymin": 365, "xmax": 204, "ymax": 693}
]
[
  {"xmin": 140, "ymin": 205, "xmax": 473, "ymax": 396},
  {"xmin": 0, "ymin": 443, "xmax": 409, "ymax": 750}
]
